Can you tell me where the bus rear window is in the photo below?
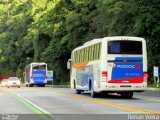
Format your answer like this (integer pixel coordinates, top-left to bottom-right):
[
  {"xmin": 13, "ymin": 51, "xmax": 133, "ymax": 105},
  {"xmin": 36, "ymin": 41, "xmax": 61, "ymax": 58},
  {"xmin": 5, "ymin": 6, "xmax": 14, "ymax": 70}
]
[
  {"xmin": 33, "ymin": 64, "xmax": 46, "ymax": 69},
  {"xmin": 108, "ymin": 41, "xmax": 142, "ymax": 54}
]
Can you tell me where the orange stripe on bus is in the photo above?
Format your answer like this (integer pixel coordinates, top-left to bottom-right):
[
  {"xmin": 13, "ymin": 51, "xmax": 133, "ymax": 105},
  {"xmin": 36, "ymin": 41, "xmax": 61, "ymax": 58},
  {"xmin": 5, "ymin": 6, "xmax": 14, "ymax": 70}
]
[{"xmin": 73, "ymin": 62, "xmax": 88, "ymax": 69}]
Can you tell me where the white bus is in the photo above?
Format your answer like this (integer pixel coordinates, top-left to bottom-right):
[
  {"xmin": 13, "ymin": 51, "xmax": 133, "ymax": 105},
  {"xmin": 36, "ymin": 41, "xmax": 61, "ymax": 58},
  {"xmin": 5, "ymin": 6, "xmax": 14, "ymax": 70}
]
[
  {"xmin": 24, "ymin": 63, "xmax": 47, "ymax": 87},
  {"xmin": 67, "ymin": 36, "xmax": 148, "ymax": 98}
]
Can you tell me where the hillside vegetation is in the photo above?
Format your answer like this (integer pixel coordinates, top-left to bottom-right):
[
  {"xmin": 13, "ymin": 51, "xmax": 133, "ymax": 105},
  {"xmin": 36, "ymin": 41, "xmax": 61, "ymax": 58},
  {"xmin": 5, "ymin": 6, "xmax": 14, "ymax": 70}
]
[{"xmin": 0, "ymin": 0, "xmax": 160, "ymax": 84}]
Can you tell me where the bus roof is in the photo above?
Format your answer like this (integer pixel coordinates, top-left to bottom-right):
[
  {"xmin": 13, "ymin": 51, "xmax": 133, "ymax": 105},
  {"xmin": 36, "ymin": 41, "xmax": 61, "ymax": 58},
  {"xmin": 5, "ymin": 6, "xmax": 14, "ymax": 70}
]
[
  {"xmin": 73, "ymin": 36, "xmax": 145, "ymax": 51},
  {"xmin": 26, "ymin": 62, "xmax": 47, "ymax": 66},
  {"xmin": 30, "ymin": 62, "xmax": 46, "ymax": 64}
]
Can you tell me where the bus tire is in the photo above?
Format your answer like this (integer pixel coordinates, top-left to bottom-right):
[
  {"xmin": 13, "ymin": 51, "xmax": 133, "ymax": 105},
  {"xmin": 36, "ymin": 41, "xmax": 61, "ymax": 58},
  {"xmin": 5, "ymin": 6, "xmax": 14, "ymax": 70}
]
[
  {"xmin": 102, "ymin": 92, "xmax": 109, "ymax": 97},
  {"xmin": 120, "ymin": 92, "xmax": 133, "ymax": 99},
  {"xmin": 91, "ymin": 82, "xmax": 98, "ymax": 98},
  {"xmin": 74, "ymin": 80, "xmax": 76, "ymax": 89},
  {"xmin": 76, "ymin": 90, "xmax": 81, "ymax": 94},
  {"xmin": 29, "ymin": 84, "xmax": 33, "ymax": 87}
]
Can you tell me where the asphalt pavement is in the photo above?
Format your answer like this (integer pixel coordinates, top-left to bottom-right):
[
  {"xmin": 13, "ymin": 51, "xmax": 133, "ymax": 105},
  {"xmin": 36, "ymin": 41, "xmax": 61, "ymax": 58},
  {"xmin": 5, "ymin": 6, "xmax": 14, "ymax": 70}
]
[{"xmin": 0, "ymin": 86, "xmax": 159, "ymax": 120}]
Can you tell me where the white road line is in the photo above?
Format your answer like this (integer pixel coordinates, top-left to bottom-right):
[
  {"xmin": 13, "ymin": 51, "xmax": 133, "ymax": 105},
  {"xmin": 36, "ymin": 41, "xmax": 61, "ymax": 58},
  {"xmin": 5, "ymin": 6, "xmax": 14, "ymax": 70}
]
[
  {"xmin": 16, "ymin": 94, "xmax": 50, "ymax": 114},
  {"xmin": 135, "ymin": 96, "xmax": 160, "ymax": 102},
  {"xmin": 16, "ymin": 93, "xmax": 62, "ymax": 120}
]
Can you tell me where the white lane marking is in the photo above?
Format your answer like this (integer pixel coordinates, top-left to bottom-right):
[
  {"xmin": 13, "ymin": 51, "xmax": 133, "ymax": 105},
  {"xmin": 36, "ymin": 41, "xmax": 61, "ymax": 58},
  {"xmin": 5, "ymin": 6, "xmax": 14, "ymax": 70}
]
[
  {"xmin": 16, "ymin": 93, "xmax": 62, "ymax": 120},
  {"xmin": 135, "ymin": 96, "xmax": 160, "ymax": 102},
  {"xmin": 16, "ymin": 94, "xmax": 50, "ymax": 114}
]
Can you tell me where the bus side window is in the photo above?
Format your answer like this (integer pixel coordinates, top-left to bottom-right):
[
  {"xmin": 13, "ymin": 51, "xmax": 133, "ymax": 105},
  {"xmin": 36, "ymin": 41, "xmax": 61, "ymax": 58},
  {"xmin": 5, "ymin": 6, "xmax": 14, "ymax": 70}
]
[
  {"xmin": 91, "ymin": 45, "xmax": 94, "ymax": 60},
  {"xmin": 76, "ymin": 51, "xmax": 78, "ymax": 63},
  {"xmin": 72, "ymin": 52, "xmax": 75, "ymax": 64},
  {"xmin": 97, "ymin": 43, "xmax": 101, "ymax": 59},
  {"xmin": 79, "ymin": 50, "xmax": 81, "ymax": 63},
  {"xmin": 74, "ymin": 51, "xmax": 76, "ymax": 64},
  {"xmin": 93, "ymin": 44, "xmax": 96, "ymax": 60},
  {"xmin": 83, "ymin": 49, "xmax": 86, "ymax": 62},
  {"xmin": 74, "ymin": 52, "xmax": 76, "ymax": 63},
  {"xmin": 78, "ymin": 50, "xmax": 80, "ymax": 63},
  {"xmin": 82, "ymin": 49, "xmax": 84, "ymax": 62},
  {"xmin": 87, "ymin": 47, "xmax": 89, "ymax": 61},
  {"xmin": 95, "ymin": 44, "xmax": 98, "ymax": 60},
  {"xmin": 84, "ymin": 48, "xmax": 87, "ymax": 62}
]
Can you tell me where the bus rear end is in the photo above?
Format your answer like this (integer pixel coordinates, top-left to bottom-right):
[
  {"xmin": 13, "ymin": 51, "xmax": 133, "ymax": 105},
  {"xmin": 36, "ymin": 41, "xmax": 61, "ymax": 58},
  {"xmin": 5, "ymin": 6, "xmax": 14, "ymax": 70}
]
[
  {"xmin": 102, "ymin": 37, "xmax": 148, "ymax": 98},
  {"xmin": 31, "ymin": 63, "xmax": 47, "ymax": 87}
]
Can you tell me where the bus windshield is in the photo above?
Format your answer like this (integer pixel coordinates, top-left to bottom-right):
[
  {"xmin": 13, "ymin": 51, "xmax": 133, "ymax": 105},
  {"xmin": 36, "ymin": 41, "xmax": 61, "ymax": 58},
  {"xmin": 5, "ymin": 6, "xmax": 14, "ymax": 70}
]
[
  {"xmin": 108, "ymin": 40, "xmax": 142, "ymax": 54},
  {"xmin": 32, "ymin": 64, "xmax": 46, "ymax": 70}
]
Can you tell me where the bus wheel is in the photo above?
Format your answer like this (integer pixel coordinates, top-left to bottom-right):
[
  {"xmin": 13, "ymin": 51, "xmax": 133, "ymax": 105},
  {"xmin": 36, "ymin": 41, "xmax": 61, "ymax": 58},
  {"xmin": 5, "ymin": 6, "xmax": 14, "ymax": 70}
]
[
  {"xmin": 120, "ymin": 92, "xmax": 133, "ymax": 99},
  {"xmin": 91, "ymin": 83, "xmax": 97, "ymax": 98},
  {"xmin": 102, "ymin": 92, "xmax": 109, "ymax": 97},
  {"xmin": 74, "ymin": 81, "xmax": 80, "ymax": 94},
  {"xmin": 76, "ymin": 90, "xmax": 81, "ymax": 94},
  {"xmin": 29, "ymin": 84, "xmax": 33, "ymax": 87},
  {"xmin": 74, "ymin": 80, "xmax": 76, "ymax": 89}
]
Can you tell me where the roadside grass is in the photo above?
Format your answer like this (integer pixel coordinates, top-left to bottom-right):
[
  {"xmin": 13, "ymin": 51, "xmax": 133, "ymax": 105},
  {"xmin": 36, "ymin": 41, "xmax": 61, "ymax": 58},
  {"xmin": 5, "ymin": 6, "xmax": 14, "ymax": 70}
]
[{"xmin": 148, "ymin": 83, "xmax": 160, "ymax": 89}]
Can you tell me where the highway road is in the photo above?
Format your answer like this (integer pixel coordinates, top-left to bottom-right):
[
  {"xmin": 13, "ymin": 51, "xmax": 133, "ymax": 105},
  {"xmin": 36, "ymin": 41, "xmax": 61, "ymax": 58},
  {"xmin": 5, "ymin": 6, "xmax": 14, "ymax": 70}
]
[{"xmin": 0, "ymin": 86, "xmax": 160, "ymax": 120}]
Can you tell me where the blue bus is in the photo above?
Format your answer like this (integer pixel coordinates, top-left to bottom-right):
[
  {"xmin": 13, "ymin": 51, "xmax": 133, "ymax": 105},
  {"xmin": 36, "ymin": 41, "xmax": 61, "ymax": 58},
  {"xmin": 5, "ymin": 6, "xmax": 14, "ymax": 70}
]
[{"xmin": 24, "ymin": 63, "xmax": 47, "ymax": 87}]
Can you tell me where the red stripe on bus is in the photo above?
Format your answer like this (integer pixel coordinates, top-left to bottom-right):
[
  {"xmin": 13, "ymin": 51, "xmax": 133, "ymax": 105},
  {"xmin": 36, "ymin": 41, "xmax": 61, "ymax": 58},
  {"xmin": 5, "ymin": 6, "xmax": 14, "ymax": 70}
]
[{"xmin": 108, "ymin": 77, "xmax": 143, "ymax": 83}]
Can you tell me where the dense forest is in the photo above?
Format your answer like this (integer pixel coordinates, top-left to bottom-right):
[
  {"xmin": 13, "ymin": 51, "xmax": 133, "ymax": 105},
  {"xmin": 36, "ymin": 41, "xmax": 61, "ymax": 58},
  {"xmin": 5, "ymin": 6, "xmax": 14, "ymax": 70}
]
[{"xmin": 0, "ymin": 0, "xmax": 160, "ymax": 84}]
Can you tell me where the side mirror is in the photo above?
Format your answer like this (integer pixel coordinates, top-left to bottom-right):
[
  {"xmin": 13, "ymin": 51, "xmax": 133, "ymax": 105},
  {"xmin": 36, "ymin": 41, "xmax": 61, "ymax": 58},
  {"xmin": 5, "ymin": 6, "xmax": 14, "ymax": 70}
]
[{"xmin": 67, "ymin": 59, "xmax": 71, "ymax": 69}]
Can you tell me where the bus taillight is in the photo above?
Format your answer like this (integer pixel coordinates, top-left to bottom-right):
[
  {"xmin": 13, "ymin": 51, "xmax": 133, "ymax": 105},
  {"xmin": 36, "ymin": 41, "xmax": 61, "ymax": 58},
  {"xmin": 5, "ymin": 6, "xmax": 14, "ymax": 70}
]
[
  {"xmin": 102, "ymin": 71, "xmax": 108, "ymax": 77},
  {"xmin": 143, "ymin": 72, "xmax": 148, "ymax": 77},
  {"xmin": 43, "ymin": 74, "xmax": 47, "ymax": 79},
  {"xmin": 143, "ymin": 72, "xmax": 148, "ymax": 82}
]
